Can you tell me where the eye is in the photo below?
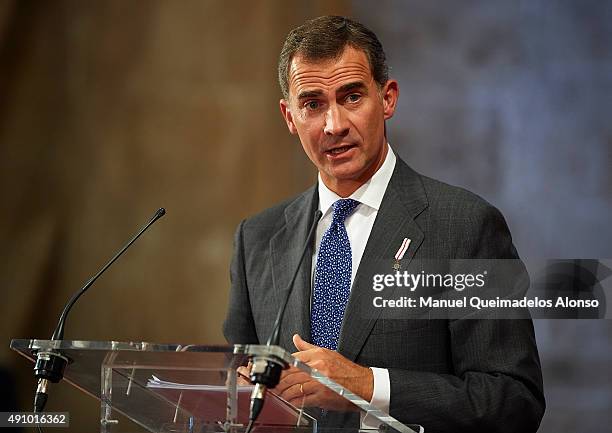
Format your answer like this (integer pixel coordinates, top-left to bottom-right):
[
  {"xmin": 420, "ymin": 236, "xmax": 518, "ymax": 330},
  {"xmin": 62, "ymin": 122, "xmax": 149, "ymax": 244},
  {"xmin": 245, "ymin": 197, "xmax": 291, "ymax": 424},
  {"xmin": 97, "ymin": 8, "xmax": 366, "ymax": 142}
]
[
  {"xmin": 346, "ymin": 93, "xmax": 361, "ymax": 103},
  {"xmin": 305, "ymin": 100, "xmax": 320, "ymax": 110}
]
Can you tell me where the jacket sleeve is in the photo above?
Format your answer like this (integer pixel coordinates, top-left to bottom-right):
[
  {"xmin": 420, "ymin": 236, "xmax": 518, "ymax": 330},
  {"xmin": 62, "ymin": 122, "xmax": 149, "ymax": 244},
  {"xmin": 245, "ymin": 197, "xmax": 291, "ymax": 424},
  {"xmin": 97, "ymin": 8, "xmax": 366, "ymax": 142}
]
[
  {"xmin": 223, "ymin": 219, "xmax": 259, "ymax": 344},
  {"xmin": 388, "ymin": 205, "xmax": 545, "ymax": 433}
]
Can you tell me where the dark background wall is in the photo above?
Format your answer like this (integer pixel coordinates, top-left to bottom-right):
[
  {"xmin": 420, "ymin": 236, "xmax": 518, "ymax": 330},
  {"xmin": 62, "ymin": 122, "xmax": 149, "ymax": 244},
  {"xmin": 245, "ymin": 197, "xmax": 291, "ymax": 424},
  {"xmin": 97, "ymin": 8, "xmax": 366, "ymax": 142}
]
[
  {"xmin": 1, "ymin": 1, "xmax": 610, "ymax": 432},
  {"xmin": 353, "ymin": 1, "xmax": 612, "ymax": 432}
]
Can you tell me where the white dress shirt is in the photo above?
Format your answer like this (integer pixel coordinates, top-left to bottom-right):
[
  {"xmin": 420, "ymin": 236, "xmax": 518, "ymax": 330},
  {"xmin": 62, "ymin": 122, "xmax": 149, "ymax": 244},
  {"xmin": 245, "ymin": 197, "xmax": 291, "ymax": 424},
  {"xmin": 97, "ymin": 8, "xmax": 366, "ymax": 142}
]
[{"xmin": 312, "ymin": 144, "xmax": 395, "ymax": 417}]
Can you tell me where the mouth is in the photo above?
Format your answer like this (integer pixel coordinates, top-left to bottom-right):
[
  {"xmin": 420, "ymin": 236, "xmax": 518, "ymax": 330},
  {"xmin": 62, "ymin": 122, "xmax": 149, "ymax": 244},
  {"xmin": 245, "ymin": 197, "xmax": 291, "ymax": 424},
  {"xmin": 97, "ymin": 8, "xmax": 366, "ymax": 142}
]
[{"xmin": 324, "ymin": 144, "xmax": 356, "ymax": 157}]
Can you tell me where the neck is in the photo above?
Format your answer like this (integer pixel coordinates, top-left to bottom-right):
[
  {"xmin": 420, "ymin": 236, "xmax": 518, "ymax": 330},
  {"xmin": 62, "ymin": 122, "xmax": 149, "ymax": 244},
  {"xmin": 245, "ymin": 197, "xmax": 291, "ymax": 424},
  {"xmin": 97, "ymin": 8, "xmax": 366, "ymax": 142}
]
[{"xmin": 325, "ymin": 180, "xmax": 365, "ymax": 198}]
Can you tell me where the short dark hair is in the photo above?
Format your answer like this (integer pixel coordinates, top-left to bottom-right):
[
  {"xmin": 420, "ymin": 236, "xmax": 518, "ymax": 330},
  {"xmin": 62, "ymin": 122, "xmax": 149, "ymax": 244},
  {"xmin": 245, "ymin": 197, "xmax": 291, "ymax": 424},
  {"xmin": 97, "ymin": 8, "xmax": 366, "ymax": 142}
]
[{"xmin": 278, "ymin": 16, "xmax": 389, "ymax": 100}]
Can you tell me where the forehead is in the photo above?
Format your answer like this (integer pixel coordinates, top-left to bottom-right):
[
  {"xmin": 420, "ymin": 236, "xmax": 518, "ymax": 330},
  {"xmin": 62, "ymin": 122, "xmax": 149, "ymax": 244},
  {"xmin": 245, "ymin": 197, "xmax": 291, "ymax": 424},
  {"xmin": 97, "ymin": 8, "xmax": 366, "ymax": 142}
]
[{"xmin": 287, "ymin": 46, "xmax": 374, "ymax": 98}]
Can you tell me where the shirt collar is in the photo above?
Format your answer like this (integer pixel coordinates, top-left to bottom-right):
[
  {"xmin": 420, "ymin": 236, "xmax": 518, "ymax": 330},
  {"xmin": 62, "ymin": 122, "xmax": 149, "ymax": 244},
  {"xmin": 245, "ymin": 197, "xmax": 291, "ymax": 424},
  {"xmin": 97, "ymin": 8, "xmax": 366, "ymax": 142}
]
[{"xmin": 318, "ymin": 143, "xmax": 397, "ymax": 217}]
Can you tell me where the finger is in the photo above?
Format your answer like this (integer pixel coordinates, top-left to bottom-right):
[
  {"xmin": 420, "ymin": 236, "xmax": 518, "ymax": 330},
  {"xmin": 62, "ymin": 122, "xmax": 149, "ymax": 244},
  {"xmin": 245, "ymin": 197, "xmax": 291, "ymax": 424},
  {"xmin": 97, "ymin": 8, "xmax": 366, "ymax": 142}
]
[
  {"xmin": 280, "ymin": 380, "xmax": 317, "ymax": 406},
  {"xmin": 287, "ymin": 387, "xmax": 350, "ymax": 411},
  {"xmin": 293, "ymin": 334, "xmax": 317, "ymax": 351},
  {"xmin": 276, "ymin": 371, "xmax": 310, "ymax": 394},
  {"xmin": 286, "ymin": 393, "xmax": 311, "ymax": 408},
  {"xmin": 279, "ymin": 366, "xmax": 303, "ymax": 383},
  {"xmin": 280, "ymin": 365, "xmax": 301, "ymax": 377},
  {"xmin": 279, "ymin": 381, "xmax": 306, "ymax": 403},
  {"xmin": 236, "ymin": 366, "xmax": 252, "ymax": 384},
  {"xmin": 285, "ymin": 382, "xmax": 324, "ymax": 408},
  {"xmin": 292, "ymin": 347, "xmax": 331, "ymax": 365},
  {"xmin": 237, "ymin": 376, "xmax": 251, "ymax": 385}
]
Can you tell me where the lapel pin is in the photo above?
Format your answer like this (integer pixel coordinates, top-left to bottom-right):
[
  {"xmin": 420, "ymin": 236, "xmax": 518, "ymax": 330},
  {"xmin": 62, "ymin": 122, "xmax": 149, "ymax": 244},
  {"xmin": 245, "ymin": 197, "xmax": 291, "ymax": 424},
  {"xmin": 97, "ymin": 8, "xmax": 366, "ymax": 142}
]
[{"xmin": 393, "ymin": 238, "xmax": 411, "ymax": 271}]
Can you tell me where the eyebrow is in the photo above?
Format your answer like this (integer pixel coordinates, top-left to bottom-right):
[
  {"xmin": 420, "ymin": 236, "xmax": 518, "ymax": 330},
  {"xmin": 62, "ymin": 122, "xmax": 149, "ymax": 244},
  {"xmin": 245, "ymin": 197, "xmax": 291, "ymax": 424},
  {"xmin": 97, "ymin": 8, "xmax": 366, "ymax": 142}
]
[
  {"xmin": 297, "ymin": 90, "xmax": 323, "ymax": 100},
  {"xmin": 338, "ymin": 81, "xmax": 367, "ymax": 93},
  {"xmin": 296, "ymin": 81, "xmax": 368, "ymax": 101}
]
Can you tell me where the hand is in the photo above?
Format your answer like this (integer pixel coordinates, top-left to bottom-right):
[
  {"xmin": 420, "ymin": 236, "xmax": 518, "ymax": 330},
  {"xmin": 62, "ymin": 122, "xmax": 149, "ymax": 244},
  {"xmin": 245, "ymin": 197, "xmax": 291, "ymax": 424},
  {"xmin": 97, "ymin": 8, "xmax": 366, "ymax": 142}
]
[
  {"xmin": 236, "ymin": 363, "xmax": 252, "ymax": 385},
  {"xmin": 273, "ymin": 334, "xmax": 373, "ymax": 410}
]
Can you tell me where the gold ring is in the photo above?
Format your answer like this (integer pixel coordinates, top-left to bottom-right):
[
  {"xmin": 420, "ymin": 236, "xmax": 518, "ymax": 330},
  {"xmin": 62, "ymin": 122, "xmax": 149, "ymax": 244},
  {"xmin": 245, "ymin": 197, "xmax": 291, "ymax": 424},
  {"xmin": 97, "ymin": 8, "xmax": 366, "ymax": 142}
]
[{"xmin": 299, "ymin": 383, "xmax": 304, "ymax": 395}]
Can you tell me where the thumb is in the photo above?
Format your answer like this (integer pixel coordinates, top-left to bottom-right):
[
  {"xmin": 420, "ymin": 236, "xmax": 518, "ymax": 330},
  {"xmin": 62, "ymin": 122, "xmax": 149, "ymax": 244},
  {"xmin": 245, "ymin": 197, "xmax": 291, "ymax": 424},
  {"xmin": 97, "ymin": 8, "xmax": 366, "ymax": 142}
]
[{"xmin": 293, "ymin": 334, "xmax": 317, "ymax": 351}]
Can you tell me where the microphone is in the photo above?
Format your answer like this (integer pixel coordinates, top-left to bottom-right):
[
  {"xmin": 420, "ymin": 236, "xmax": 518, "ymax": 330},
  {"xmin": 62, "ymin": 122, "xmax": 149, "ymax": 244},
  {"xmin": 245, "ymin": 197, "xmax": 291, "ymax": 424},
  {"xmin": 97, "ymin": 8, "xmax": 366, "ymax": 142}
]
[
  {"xmin": 33, "ymin": 207, "xmax": 166, "ymax": 413},
  {"xmin": 246, "ymin": 209, "xmax": 322, "ymax": 433}
]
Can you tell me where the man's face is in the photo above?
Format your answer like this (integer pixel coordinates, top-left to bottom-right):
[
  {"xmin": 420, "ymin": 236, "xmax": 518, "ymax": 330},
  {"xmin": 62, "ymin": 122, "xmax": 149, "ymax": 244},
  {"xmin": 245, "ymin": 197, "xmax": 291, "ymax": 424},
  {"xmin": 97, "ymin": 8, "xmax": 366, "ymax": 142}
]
[{"xmin": 280, "ymin": 46, "xmax": 398, "ymax": 196}]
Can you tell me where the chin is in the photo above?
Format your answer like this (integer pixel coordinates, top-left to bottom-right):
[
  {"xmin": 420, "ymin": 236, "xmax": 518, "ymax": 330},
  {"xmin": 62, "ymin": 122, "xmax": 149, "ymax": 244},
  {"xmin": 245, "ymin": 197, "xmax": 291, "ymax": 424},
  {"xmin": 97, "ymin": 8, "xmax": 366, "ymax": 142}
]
[
  {"xmin": 332, "ymin": 161, "xmax": 371, "ymax": 177},
  {"xmin": 328, "ymin": 169, "xmax": 367, "ymax": 183}
]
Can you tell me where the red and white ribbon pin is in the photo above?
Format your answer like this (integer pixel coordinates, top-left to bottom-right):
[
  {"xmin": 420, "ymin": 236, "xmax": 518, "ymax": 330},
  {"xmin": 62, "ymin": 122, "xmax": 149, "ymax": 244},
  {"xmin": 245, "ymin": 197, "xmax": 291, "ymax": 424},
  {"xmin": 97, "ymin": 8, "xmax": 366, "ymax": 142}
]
[{"xmin": 394, "ymin": 238, "xmax": 411, "ymax": 261}]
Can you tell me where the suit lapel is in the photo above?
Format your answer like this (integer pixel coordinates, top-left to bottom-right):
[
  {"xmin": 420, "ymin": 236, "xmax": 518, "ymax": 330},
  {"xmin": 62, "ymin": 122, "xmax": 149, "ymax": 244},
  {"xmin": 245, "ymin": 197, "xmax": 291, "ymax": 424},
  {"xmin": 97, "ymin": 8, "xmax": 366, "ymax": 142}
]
[
  {"xmin": 338, "ymin": 160, "xmax": 429, "ymax": 361},
  {"xmin": 269, "ymin": 186, "xmax": 318, "ymax": 351}
]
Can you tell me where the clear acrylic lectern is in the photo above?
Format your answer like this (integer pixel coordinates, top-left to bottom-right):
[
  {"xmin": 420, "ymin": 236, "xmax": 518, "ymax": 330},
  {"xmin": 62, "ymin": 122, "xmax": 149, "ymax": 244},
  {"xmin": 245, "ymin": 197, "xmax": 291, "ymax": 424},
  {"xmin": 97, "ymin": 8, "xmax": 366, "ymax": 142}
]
[{"xmin": 11, "ymin": 340, "xmax": 421, "ymax": 433}]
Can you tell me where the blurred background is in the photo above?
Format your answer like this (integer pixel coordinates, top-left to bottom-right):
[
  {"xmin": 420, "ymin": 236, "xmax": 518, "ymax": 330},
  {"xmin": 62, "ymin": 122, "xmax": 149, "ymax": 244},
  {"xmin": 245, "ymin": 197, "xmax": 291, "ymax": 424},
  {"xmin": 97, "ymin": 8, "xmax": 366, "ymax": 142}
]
[{"xmin": 1, "ymin": 0, "xmax": 610, "ymax": 432}]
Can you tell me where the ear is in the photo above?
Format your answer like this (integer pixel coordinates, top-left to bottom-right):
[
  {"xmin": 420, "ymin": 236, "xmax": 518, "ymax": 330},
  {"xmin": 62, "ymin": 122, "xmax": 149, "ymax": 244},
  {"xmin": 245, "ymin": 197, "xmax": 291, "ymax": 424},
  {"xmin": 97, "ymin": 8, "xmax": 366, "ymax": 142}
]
[
  {"xmin": 280, "ymin": 99, "xmax": 298, "ymax": 135},
  {"xmin": 381, "ymin": 79, "xmax": 399, "ymax": 120}
]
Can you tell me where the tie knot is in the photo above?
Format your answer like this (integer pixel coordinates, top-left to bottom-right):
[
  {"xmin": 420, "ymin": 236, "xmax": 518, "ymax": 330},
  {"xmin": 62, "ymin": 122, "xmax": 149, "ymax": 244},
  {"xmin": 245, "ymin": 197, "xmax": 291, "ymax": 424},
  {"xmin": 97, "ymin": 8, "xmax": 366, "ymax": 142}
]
[{"xmin": 332, "ymin": 199, "xmax": 359, "ymax": 223}]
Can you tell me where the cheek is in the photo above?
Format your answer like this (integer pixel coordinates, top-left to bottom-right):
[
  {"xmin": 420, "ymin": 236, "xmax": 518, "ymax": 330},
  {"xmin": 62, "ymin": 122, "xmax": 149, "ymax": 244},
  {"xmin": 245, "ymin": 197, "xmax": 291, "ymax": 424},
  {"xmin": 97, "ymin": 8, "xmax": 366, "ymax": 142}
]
[
  {"xmin": 298, "ymin": 125, "xmax": 323, "ymax": 149},
  {"xmin": 360, "ymin": 109, "xmax": 384, "ymax": 136},
  {"xmin": 297, "ymin": 133, "xmax": 321, "ymax": 162}
]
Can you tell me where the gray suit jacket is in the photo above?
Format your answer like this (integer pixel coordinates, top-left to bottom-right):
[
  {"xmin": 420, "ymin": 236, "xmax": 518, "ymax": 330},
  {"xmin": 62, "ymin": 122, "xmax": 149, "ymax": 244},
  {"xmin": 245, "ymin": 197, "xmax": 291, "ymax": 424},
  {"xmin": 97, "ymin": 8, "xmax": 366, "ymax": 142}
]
[{"xmin": 224, "ymin": 157, "xmax": 545, "ymax": 433}]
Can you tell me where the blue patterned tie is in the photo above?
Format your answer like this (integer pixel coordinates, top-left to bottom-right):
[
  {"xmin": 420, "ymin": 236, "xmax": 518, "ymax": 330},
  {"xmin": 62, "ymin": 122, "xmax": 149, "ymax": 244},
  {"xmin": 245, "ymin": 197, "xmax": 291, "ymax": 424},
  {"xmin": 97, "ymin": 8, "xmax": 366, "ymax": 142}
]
[{"xmin": 311, "ymin": 198, "xmax": 360, "ymax": 350}]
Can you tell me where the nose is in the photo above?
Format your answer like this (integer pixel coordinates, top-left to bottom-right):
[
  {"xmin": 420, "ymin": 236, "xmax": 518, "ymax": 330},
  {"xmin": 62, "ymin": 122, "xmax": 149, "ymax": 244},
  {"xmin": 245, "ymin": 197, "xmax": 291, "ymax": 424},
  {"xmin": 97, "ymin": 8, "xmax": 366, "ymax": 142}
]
[{"xmin": 323, "ymin": 103, "xmax": 349, "ymax": 136}]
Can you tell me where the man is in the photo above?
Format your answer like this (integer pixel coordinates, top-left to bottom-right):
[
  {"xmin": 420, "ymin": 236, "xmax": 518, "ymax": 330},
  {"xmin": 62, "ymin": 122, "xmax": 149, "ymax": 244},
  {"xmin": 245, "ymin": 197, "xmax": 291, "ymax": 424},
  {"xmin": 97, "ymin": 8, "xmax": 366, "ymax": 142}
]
[{"xmin": 224, "ymin": 16, "xmax": 545, "ymax": 433}]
